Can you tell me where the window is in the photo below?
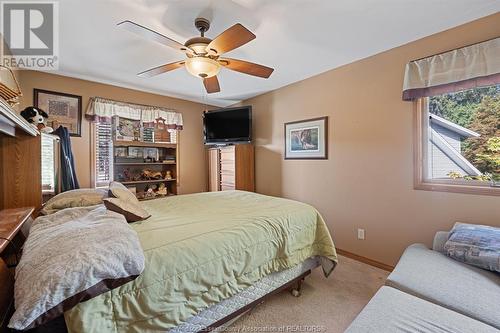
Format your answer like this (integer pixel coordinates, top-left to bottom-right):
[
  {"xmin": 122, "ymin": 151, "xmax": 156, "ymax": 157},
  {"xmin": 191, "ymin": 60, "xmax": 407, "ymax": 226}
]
[
  {"xmin": 416, "ymin": 84, "xmax": 500, "ymax": 195},
  {"xmin": 94, "ymin": 122, "xmax": 113, "ymax": 188},
  {"xmin": 41, "ymin": 133, "xmax": 57, "ymax": 193}
]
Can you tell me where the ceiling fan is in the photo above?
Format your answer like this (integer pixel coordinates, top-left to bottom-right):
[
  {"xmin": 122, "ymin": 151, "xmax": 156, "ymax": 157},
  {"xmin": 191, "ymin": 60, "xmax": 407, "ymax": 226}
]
[{"xmin": 118, "ymin": 18, "xmax": 274, "ymax": 94}]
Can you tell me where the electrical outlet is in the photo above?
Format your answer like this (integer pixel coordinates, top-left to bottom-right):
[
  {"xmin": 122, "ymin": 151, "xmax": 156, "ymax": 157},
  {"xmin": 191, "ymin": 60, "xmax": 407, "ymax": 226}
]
[{"xmin": 357, "ymin": 228, "xmax": 365, "ymax": 240}]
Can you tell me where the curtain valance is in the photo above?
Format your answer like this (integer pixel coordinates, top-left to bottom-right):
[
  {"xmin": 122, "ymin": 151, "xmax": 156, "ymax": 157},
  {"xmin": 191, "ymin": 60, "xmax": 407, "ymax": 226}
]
[
  {"xmin": 86, "ymin": 97, "xmax": 183, "ymax": 130},
  {"xmin": 402, "ymin": 38, "xmax": 500, "ymax": 101}
]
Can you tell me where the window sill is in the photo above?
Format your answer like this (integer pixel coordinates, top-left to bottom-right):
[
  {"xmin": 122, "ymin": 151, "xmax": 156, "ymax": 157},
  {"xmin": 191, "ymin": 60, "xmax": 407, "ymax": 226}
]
[{"xmin": 415, "ymin": 180, "xmax": 500, "ymax": 197}]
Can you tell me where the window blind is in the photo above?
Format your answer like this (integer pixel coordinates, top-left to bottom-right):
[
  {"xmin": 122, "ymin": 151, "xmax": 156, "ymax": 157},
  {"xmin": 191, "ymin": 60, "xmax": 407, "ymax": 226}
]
[
  {"xmin": 95, "ymin": 122, "xmax": 113, "ymax": 187},
  {"xmin": 41, "ymin": 134, "xmax": 56, "ymax": 192}
]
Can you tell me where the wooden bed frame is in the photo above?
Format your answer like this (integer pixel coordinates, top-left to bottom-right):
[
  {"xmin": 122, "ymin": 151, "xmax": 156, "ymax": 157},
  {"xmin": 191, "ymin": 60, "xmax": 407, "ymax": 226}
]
[{"xmin": 201, "ymin": 270, "xmax": 310, "ymax": 332}]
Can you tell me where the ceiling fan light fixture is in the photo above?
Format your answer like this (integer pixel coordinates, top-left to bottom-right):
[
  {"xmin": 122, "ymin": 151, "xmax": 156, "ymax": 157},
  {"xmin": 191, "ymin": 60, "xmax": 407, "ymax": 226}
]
[{"xmin": 185, "ymin": 57, "xmax": 221, "ymax": 78}]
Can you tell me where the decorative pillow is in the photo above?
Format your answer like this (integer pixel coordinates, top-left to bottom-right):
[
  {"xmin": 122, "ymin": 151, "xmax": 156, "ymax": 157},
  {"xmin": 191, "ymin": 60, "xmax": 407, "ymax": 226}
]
[
  {"xmin": 40, "ymin": 188, "xmax": 108, "ymax": 215},
  {"xmin": 8, "ymin": 205, "xmax": 145, "ymax": 330},
  {"xmin": 103, "ymin": 197, "xmax": 151, "ymax": 223},
  {"xmin": 444, "ymin": 222, "xmax": 500, "ymax": 273},
  {"xmin": 108, "ymin": 181, "xmax": 139, "ymax": 203}
]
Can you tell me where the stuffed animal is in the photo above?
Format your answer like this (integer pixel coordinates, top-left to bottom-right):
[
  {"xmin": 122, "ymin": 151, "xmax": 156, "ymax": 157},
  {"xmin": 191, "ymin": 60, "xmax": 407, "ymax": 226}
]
[{"xmin": 20, "ymin": 107, "xmax": 53, "ymax": 133}]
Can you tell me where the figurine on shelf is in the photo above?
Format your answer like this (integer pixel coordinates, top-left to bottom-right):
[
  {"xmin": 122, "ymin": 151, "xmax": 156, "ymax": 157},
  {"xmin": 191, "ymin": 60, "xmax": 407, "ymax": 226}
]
[
  {"xmin": 142, "ymin": 169, "xmax": 163, "ymax": 180},
  {"xmin": 144, "ymin": 184, "xmax": 157, "ymax": 199},
  {"xmin": 157, "ymin": 183, "xmax": 167, "ymax": 196},
  {"xmin": 123, "ymin": 168, "xmax": 131, "ymax": 181},
  {"xmin": 164, "ymin": 170, "xmax": 173, "ymax": 180}
]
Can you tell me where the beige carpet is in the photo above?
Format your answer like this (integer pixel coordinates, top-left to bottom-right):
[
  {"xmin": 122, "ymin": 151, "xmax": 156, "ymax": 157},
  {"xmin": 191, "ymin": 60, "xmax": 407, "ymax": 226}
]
[{"xmin": 229, "ymin": 255, "xmax": 389, "ymax": 332}]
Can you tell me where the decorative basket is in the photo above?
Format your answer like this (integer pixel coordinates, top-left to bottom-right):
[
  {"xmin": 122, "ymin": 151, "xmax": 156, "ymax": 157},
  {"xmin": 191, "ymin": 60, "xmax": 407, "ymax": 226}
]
[{"xmin": 0, "ymin": 65, "xmax": 22, "ymax": 106}]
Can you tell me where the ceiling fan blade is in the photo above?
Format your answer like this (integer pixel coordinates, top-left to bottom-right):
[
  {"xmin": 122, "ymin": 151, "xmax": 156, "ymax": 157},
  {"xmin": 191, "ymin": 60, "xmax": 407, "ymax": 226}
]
[
  {"xmin": 203, "ymin": 76, "xmax": 220, "ymax": 94},
  {"xmin": 118, "ymin": 20, "xmax": 193, "ymax": 54},
  {"xmin": 137, "ymin": 60, "xmax": 185, "ymax": 78},
  {"xmin": 206, "ymin": 24, "xmax": 255, "ymax": 55},
  {"xmin": 219, "ymin": 58, "xmax": 274, "ymax": 78}
]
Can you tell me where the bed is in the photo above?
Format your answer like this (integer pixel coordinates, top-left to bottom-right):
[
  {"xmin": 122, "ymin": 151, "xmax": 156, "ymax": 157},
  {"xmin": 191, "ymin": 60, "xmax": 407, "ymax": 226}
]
[{"xmin": 17, "ymin": 190, "xmax": 338, "ymax": 332}]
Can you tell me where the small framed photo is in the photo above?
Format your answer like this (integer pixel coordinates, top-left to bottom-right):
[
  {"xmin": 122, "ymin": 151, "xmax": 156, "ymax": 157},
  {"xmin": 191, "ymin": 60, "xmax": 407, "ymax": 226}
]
[
  {"xmin": 284, "ymin": 116, "xmax": 328, "ymax": 160},
  {"xmin": 34, "ymin": 89, "xmax": 82, "ymax": 137},
  {"xmin": 128, "ymin": 146, "xmax": 143, "ymax": 158},
  {"xmin": 115, "ymin": 147, "xmax": 128, "ymax": 157},
  {"xmin": 144, "ymin": 147, "xmax": 158, "ymax": 161}
]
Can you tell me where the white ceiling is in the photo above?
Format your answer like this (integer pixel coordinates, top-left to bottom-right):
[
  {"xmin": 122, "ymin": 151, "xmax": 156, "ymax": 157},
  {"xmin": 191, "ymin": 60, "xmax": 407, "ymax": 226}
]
[{"xmin": 53, "ymin": 0, "xmax": 500, "ymax": 107}]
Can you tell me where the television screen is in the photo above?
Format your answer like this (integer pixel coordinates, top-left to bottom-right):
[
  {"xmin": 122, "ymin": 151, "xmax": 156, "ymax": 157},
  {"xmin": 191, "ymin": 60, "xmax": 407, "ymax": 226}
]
[{"xmin": 203, "ymin": 106, "xmax": 252, "ymax": 144}]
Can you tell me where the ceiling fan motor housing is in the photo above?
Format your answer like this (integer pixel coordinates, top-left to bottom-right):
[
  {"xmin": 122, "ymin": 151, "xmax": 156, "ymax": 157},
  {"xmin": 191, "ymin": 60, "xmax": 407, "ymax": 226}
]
[
  {"xmin": 184, "ymin": 36, "xmax": 212, "ymax": 55},
  {"xmin": 195, "ymin": 17, "xmax": 210, "ymax": 36}
]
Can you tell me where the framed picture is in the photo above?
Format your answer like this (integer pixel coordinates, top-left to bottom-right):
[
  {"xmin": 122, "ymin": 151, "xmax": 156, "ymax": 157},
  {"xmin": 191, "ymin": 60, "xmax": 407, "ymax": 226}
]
[
  {"xmin": 115, "ymin": 147, "xmax": 128, "ymax": 157},
  {"xmin": 143, "ymin": 147, "xmax": 158, "ymax": 161},
  {"xmin": 284, "ymin": 116, "xmax": 328, "ymax": 160},
  {"xmin": 128, "ymin": 146, "xmax": 143, "ymax": 158},
  {"xmin": 34, "ymin": 89, "xmax": 82, "ymax": 137},
  {"xmin": 114, "ymin": 116, "xmax": 141, "ymax": 141}
]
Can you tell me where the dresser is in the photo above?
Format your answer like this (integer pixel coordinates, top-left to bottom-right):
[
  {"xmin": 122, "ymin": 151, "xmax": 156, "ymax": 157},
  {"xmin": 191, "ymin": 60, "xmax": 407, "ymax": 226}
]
[
  {"xmin": 0, "ymin": 207, "xmax": 33, "ymax": 330},
  {"xmin": 207, "ymin": 144, "xmax": 255, "ymax": 192}
]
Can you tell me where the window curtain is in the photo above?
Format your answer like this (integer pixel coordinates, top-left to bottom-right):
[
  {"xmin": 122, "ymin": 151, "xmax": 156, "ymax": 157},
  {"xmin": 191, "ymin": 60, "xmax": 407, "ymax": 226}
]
[
  {"xmin": 85, "ymin": 97, "xmax": 183, "ymax": 130},
  {"xmin": 402, "ymin": 37, "xmax": 500, "ymax": 101}
]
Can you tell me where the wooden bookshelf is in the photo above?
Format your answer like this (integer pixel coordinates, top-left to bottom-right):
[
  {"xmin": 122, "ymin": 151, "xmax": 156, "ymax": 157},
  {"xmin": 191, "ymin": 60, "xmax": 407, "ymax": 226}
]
[
  {"xmin": 113, "ymin": 139, "xmax": 179, "ymax": 199},
  {"xmin": 113, "ymin": 140, "xmax": 176, "ymax": 149},
  {"xmin": 121, "ymin": 179, "xmax": 176, "ymax": 185},
  {"xmin": 115, "ymin": 162, "xmax": 176, "ymax": 166}
]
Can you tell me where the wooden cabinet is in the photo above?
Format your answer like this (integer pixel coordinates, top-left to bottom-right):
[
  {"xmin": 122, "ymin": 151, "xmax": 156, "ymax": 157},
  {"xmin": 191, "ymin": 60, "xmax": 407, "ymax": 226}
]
[
  {"xmin": 0, "ymin": 131, "xmax": 42, "ymax": 210},
  {"xmin": 207, "ymin": 144, "xmax": 255, "ymax": 192}
]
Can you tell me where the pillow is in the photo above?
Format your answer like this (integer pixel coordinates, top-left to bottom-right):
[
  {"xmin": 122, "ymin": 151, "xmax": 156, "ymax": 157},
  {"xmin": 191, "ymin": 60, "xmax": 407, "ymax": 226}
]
[
  {"xmin": 108, "ymin": 181, "xmax": 139, "ymax": 203},
  {"xmin": 103, "ymin": 197, "xmax": 151, "ymax": 223},
  {"xmin": 444, "ymin": 222, "xmax": 500, "ymax": 272},
  {"xmin": 8, "ymin": 205, "xmax": 145, "ymax": 330},
  {"xmin": 41, "ymin": 188, "xmax": 108, "ymax": 215}
]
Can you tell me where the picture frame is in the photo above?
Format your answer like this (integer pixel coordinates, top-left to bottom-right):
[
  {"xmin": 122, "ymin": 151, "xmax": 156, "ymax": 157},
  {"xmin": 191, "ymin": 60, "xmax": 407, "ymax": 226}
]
[
  {"xmin": 284, "ymin": 116, "xmax": 328, "ymax": 160},
  {"xmin": 143, "ymin": 147, "xmax": 158, "ymax": 162},
  {"xmin": 128, "ymin": 146, "xmax": 144, "ymax": 158},
  {"xmin": 115, "ymin": 147, "xmax": 128, "ymax": 158},
  {"xmin": 34, "ymin": 89, "xmax": 82, "ymax": 137}
]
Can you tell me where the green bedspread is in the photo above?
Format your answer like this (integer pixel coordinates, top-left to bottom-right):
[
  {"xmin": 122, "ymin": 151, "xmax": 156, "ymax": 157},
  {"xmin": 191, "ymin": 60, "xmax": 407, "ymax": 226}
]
[{"xmin": 64, "ymin": 191, "xmax": 337, "ymax": 333}]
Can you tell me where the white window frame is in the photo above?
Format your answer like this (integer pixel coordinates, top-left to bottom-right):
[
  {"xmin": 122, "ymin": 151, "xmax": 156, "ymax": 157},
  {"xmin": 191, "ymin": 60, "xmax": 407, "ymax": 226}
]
[
  {"xmin": 41, "ymin": 133, "xmax": 59, "ymax": 194},
  {"xmin": 414, "ymin": 98, "xmax": 500, "ymax": 196},
  {"xmin": 91, "ymin": 122, "xmax": 113, "ymax": 188}
]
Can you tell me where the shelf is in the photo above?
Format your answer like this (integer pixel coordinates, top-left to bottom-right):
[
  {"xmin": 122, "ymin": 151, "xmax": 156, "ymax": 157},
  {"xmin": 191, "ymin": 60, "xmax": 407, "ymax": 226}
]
[
  {"xmin": 120, "ymin": 179, "xmax": 177, "ymax": 185},
  {"xmin": 113, "ymin": 140, "xmax": 176, "ymax": 148},
  {"xmin": 138, "ymin": 194, "xmax": 176, "ymax": 201},
  {"xmin": 114, "ymin": 162, "xmax": 176, "ymax": 166}
]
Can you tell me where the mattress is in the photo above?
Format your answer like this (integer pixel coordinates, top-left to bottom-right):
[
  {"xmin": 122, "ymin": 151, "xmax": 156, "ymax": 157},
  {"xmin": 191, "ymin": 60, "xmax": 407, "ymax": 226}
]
[{"xmin": 171, "ymin": 257, "xmax": 321, "ymax": 333}]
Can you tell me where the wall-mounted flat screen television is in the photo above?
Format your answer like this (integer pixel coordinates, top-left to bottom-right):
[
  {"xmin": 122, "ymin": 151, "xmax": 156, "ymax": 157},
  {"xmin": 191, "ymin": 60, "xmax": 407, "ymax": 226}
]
[{"xmin": 203, "ymin": 106, "xmax": 252, "ymax": 144}]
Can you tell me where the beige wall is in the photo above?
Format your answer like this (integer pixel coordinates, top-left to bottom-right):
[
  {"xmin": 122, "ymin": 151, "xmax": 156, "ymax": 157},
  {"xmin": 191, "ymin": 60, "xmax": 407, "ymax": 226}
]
[
  {"xmin": 18, "ymin": 71, "xmax": 207, "ymax": 194},
  {"xmin": 242, "ymin": 13, "xmax": 500, "ymax": 266}
]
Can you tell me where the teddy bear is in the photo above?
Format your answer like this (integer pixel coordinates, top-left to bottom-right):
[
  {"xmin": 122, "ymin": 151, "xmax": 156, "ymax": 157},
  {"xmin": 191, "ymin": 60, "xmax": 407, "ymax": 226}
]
[{"xmin": 20, "ymin": 106, "xmax": 53, "ymax": 133}]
